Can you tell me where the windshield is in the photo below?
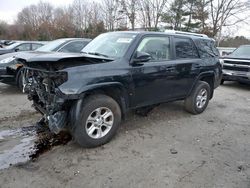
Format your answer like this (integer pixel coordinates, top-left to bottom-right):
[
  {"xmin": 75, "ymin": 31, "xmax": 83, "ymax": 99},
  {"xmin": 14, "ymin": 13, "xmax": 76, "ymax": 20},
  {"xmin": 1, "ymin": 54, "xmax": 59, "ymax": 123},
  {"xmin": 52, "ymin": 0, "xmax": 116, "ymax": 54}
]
[
  {"xmin": 82, "ymin": 33, "xmax": 137, "ymax": 58},
  {"xmin": 231, "ymin": 46, "xmax": 250, "ymax": 57},
  {"xmin": 4, "ymin": 42, "xmax": 20, "ymax": 49},
  {"xmin": 36, "ymin": 39, "xmax": 68, "ymax": 52}
]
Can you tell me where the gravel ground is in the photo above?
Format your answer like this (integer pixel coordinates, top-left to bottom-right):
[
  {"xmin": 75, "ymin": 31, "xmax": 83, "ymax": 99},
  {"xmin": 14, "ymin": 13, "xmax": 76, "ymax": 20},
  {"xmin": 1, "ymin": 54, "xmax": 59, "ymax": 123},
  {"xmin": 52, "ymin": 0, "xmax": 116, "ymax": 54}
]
[{"xmin": 0, "ymin": 82, "xmax": 249, "ymax": 188}]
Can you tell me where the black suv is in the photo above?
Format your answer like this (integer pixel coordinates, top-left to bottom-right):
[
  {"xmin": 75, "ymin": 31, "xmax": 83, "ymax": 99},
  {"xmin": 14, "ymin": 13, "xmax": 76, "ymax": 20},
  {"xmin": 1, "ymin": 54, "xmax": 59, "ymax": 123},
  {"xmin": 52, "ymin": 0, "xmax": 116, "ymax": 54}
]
[
  {"xmin": 19, "ymin": 31, "xmax": 221, "ymax": 147},
  {"xmin": 221, "ymin": 45, "xmax": 250, "ymax": 84}
]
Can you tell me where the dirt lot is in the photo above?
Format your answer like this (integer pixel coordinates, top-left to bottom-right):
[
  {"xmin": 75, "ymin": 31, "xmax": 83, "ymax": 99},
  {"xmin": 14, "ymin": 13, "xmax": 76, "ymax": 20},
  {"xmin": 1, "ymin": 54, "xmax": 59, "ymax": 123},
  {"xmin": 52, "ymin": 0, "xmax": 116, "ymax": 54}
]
[{"xmin": 0, "ymin": 82, "xmax": 249, "ymax": 188}]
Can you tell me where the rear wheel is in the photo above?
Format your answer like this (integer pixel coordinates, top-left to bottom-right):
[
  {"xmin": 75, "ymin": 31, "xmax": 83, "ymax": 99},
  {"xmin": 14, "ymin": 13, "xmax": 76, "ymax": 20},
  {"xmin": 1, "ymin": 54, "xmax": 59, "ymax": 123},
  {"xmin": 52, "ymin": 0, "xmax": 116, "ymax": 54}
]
[
  {"xmin": 72, "ymin": 94, "xmax": 121, "ymax": 148},
  {"xmin": 185, "ymin": 81, "xmax": 211, "ymax": 114}
]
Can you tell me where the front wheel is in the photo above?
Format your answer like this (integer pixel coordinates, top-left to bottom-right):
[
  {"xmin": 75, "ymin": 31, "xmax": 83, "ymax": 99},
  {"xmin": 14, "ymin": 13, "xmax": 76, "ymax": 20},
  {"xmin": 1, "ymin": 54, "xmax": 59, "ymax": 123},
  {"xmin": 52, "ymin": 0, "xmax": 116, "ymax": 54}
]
[
  {"xmin": 72, "ymin": 94, "xmax": 121, "ymax": 148},
  {"xmin": 16, "ymin": 68, "xmax": 24, "ymax": 91},
  {"xmin": 184, "ymin": 81, "xmax": 211, "ymax": 114}
]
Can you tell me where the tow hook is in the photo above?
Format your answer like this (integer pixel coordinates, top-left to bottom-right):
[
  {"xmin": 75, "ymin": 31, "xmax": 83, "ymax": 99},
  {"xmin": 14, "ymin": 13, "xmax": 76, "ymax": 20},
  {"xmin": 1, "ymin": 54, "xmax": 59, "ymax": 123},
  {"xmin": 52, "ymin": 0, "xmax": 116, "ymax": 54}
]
[{"xmin": 47, "ymin": 111, "xmax": 67, "ymax": 134}]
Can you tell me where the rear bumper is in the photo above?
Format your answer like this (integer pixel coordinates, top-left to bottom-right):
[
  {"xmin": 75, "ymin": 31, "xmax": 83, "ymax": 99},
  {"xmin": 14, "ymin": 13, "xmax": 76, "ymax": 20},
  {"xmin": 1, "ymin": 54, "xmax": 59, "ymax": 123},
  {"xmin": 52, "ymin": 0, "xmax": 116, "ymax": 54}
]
[{"xmin": 222, "ymin": 70, "xmax": 250, "ymax": 84}]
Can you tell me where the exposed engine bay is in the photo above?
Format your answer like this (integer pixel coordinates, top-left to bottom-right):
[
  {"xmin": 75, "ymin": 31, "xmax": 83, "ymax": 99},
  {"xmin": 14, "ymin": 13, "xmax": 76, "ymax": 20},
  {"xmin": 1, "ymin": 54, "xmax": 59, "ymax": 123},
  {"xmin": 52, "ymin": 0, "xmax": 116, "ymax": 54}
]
[{"xmin": 22, "ymin": 67, "xmax": 69, "ymax": 133}]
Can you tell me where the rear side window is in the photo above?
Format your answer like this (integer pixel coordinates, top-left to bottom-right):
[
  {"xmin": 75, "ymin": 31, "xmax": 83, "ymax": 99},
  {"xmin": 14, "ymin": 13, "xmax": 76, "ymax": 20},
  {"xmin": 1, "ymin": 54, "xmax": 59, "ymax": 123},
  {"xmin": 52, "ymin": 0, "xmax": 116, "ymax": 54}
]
[
  {"xmin": 137, "ymin": 36, "xmax": 171, "ymax": 61},
  {"xmin": 174, "ymin": 37, "xmax": 199, "ymax": 59},
  {"xmin": 17, "ymin": 43, "xmax": 31, "ymax": 51},
  {"xmin": 59, "ymin": 41, "xmax": 89, "ymax": 53},
  {"xmin": 32, "ymin": 43, "xmax": 43, "ymax": 50},
  {"xmin": 196, "ymin": 39, "xmax": 219, "ymax": 58}
]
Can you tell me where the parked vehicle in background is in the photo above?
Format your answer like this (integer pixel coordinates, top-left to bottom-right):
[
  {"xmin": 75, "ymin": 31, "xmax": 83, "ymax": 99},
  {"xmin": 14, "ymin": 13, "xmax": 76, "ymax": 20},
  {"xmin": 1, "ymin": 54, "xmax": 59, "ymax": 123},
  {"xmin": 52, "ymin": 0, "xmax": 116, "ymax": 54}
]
[
  {"xmin": 0, "ymin": 40, "xmax": 16, "ymax": 48},
  {"xmin": 20, "ymin": 31, "xmax": 221, "ymax": 148},
  {"xmin": 217, "ymin": 47, "xmax": 236, "ymax": 57},
  {"xmin": 221, "ymin": 45, "xmax": 250, "ymax": 84},
  {"xmin": 0, "ymin": 41, "xmax": 46, "ymax": 55},
  {"xmin": 0, "ymin": 38, "xmax": 91, "ymax": 89}
]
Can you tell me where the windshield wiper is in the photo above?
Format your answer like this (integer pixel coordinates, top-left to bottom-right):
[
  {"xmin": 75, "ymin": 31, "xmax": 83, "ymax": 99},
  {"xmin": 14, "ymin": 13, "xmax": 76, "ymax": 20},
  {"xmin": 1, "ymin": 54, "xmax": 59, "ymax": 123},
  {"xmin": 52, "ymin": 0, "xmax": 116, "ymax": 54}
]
[{"xmin": 85, "ymin": 52, "xmax": 109, "ymax": 58}]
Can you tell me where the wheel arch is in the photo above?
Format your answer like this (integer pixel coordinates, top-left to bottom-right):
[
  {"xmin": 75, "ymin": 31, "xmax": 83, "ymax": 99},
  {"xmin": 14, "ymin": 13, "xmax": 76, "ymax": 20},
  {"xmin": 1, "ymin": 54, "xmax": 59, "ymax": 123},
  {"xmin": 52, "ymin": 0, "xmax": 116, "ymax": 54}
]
[
  {"xmin": 70, "ymin": 83, "xmax": 129, "ymax": 123},
  {"xmin": 189, "ymin": 71, "xmax": 215, "ymax": 99}
]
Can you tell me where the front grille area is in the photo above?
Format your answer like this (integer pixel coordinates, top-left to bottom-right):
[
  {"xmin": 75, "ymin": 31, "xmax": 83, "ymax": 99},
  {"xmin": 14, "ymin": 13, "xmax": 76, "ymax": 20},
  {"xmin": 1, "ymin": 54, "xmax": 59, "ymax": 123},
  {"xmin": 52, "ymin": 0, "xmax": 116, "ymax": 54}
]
[
  {"xmin": 223, "ymin": 65, "xmax": 249, "ymax": 72},
  {"xmin": 224, "ymin": 60, "xmax": 250, "ymax": 66}
]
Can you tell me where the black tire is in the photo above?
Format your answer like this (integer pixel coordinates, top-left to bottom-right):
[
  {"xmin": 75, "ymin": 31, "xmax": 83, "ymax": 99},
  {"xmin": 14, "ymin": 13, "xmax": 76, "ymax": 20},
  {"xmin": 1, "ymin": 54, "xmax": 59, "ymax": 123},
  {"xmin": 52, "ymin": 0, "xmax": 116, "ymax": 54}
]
[
  {"xmin": 16, "ymin": 68, "xmax": 24, "ymax": 90},
  {"xmin": 184, "ymin": 81, "xmax": 211, "ymax": 115},
  {"xmin": 72, "ymin": 94, "xmax": 121, "ymax": 148},
  {"xmin": 220, "ymin": 79, "xmax": 224, "ymax": 85}
]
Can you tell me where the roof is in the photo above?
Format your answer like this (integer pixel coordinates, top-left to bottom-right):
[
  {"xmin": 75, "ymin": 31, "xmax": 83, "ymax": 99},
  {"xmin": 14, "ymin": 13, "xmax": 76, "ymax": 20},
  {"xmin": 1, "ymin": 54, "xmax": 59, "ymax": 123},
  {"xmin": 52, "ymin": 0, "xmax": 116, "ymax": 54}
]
[
  {"xmin": 108, "ymin": 31, "xmax": 213, "ymax": 40},
  {"xmin": 54, "ymin": 38, "xmax": 92, "ymax": 41}
]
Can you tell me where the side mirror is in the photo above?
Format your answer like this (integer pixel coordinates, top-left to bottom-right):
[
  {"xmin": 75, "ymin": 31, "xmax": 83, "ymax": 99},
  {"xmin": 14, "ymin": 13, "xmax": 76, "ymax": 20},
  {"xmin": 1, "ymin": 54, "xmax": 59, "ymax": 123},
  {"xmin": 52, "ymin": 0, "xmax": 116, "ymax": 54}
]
[
  {"xmin": 15, "ymin": 48, "xmax": 20, "ymax": 52},
  {"xmin": 133, "ymin": 51, "xmax": 151, "ymax": 63}
]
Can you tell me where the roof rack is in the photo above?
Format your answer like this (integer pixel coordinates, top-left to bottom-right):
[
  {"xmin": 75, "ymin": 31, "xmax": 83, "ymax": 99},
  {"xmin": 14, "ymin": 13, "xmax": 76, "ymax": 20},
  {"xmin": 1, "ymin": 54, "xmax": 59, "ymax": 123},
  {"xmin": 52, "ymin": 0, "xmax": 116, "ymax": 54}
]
[{"xmin": 164, "ymin": 30, "xmax": 208, "ymax": 38}]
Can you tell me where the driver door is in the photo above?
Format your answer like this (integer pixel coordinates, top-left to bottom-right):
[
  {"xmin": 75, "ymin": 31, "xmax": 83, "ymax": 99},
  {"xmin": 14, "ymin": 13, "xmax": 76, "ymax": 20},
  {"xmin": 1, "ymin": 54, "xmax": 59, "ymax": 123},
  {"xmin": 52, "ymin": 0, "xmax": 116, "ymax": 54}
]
[{"xmin": 130, "ymin": 35, "xmax": 177, "ymax": 107}]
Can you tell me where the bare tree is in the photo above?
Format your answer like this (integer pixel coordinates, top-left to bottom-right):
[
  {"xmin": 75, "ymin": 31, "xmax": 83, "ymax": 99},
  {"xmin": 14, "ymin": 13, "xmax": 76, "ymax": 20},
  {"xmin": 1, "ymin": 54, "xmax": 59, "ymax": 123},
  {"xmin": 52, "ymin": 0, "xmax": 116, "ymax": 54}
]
[
  {"xmin": 119, "ymin": 0, "xmax": 139, "ymax": 30},
  {"xmin": 17, "ymin": 1, "xmax": 54, "ymax": 39},
  {"xmin": 102, "ymin": 0, "xmax": 121, "ymax": 31},
  {"xmin": 209, "ymin": 0, "xmax": 249, "ymax": 44},
  {"xmin": 71, "ymin": 0, "xmax": 89, "ymax": 35},
  {"xmin": 139, "ymin": 0, "xmax": 168, "ymax": 30},
  {"xmin": 53, "ymin": 7, "xmax": 76, "ymax": 38}
]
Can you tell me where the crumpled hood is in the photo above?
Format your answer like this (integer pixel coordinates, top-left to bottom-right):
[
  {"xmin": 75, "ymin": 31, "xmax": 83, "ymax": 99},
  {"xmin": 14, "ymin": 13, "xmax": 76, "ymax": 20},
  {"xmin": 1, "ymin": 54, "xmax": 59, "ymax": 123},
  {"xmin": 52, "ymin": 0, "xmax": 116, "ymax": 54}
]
[
  {"xmin": 17, "ymin": 51, "xmax": 114, "ymax": 70},
  {"xmin": 16, "ymin": 51, "xmax": 113, "ymax": 63}
]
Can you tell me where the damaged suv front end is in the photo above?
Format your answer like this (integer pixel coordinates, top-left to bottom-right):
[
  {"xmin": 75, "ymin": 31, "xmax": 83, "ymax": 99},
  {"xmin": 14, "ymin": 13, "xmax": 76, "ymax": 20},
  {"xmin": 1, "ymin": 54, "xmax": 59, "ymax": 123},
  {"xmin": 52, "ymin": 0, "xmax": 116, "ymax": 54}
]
[
  {"xmin": 21, "ymin": 52, "xmax": 115, "ymax": 134},
  {"xmin": 23, "ymin": 67, "xmax": 69, "ymax": 133},
  {"xmin": 20, "ymin": 32, "xmax": 133, "ymax": 136}
]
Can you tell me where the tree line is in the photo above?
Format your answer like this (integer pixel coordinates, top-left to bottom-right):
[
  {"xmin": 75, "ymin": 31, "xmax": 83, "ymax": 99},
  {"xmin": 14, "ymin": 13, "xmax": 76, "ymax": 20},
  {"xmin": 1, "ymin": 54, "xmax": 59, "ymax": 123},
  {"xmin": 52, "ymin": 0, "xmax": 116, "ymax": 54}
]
[{"xmin": 0, "ymin": 0, "xmax": 249, "ymax": 45}]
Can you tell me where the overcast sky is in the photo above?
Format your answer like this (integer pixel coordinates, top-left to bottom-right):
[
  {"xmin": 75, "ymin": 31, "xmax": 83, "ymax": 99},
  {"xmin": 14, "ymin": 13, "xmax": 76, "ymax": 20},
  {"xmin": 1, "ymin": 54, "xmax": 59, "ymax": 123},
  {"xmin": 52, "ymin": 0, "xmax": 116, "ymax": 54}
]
[
  {"xmin": 0, "ymin": 0, "xmax": 74, "ymax": 23},
  {"xmin": 0, "ymin": 0, "xmax": 250, "ymax": 37}
]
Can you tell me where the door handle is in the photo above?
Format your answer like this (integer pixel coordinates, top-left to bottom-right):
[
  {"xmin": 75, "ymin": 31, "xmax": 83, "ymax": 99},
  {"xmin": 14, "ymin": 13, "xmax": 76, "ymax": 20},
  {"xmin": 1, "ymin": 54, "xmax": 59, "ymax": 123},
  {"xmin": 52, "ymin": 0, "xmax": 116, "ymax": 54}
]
[
  {"xmin": 194, "ymin": 65, "xmax": 201, "ymax": 68},
  {"xmin": 166, "ymin": 67, "xmax": 175, "ymax": 71}
]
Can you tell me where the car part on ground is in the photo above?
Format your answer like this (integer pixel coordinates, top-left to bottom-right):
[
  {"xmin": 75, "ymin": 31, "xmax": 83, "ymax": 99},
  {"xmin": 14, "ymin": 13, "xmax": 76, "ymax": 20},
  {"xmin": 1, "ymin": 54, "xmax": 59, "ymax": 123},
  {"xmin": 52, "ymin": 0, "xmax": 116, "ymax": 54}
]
[
  {"xmin": 20, "ymin": 31, "xmax": 222, "ymax": 148},
  {"xmin": 221, "ymin": 45, "xmax": 250, "ymax": 85}
]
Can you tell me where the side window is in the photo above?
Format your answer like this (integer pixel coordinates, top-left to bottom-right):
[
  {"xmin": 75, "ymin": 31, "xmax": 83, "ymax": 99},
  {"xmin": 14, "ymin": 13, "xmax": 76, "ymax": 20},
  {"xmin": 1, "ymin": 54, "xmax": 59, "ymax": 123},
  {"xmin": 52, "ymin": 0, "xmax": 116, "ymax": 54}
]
[
  {"xmin": 136, "ymin": 37, "xmax": 171, "ymax": 61},
  {"xmin": 174, "ymin": 37, "xmax": 199, "ymax": 59},
  {"xmin": 32, "ymin": 43, "xmax": 43, "ymax": 50},
  {"xmin": 59, "ymin": 41, "xmax": 88, "ymax": 53},
  {"xmin": 196, "ymin": 39, "xmax": 219, "ymax": 58},
  {"xmin": 16, "ymin": 43, "xmax": 31, "ymax": 51}
]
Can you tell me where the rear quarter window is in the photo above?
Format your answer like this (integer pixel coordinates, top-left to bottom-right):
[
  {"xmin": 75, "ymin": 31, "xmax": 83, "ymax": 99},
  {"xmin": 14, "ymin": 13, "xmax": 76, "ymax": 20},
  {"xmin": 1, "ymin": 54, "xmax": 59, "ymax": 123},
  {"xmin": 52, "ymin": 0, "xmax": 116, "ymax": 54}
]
[
  {"xmin": 174, "ymin": 37, "xmax": 199, "ymax": 59},
  {"xmin": 195, "ymin": 39, "xmax": 219, "ymax": 58}
]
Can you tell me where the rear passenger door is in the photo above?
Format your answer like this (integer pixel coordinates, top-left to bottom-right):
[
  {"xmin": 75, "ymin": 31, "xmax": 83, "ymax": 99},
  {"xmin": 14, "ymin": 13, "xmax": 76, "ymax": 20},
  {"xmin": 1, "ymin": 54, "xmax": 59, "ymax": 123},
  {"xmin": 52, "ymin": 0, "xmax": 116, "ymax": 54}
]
[{"xmin": 171, "ymin": 36, "xmax": 201, "ymax": 97}]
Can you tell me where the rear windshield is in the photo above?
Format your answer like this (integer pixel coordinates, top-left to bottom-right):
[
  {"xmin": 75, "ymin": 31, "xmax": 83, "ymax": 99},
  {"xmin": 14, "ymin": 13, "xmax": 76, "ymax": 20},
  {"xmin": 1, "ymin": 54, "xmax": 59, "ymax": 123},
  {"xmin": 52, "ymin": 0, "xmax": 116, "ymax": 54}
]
[{"xmin": 36, "ymin": 39, "xmax": 69, "ymax": 52}]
